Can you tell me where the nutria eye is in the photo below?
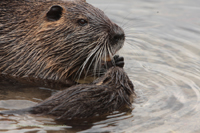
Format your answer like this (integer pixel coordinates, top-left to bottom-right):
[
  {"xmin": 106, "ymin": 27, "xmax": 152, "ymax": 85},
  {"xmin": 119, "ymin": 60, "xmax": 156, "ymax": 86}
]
[{"xmin": 77, "ymin": 19, "xmax": 88, "ymax": 26}]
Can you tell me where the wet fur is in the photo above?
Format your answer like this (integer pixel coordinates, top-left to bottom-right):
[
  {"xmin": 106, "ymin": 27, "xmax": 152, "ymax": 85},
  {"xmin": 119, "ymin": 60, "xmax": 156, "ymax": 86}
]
[
  {"xmin": 0, "ymin": 0, "xmax": 124, "ymax": 84},
  {"xmin": 0, "ymin": 0, "xmax": 134, "ymax": 119},
  {"xmin": 27, "ymin": 67, "xmax": 135, "ymax": 119}
]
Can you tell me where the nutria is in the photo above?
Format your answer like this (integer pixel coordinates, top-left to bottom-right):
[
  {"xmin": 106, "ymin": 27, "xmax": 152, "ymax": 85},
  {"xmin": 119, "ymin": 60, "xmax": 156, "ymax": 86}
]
[
  {"xmin": 0, "ymin": 0, "xmax": 135, "ymax": 119},
  {"xmin": 0, "ymin": 0, "xmax": 125, "ymax": 85},
  {"xmin": 1, "ymin": 67, "xmax": 135, "ymax": 119}
]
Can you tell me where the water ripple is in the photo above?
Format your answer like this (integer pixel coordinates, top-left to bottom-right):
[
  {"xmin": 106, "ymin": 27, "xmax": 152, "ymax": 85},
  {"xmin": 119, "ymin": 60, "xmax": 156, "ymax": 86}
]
[{"xmin": 1, "ymin": 0, "xmax": 200, "ymax": 132}]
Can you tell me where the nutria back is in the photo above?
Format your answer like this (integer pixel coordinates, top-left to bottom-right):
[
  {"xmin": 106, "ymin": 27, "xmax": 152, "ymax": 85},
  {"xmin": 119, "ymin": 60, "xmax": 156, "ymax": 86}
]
[{"xmin": 0, "ymin": 0, "xmax": 125, "ymax": 84}]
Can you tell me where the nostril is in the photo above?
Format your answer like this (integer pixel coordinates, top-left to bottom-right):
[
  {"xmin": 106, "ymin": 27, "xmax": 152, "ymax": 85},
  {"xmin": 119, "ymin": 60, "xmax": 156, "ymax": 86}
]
[{"xmin": 113, "ymin": 33, "xmax": 125, "ymax": 42}]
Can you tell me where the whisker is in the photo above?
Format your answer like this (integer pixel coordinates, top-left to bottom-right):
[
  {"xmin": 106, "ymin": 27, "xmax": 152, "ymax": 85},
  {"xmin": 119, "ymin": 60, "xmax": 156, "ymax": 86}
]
[
  {"xmin": 106, "ymin": 40, "xmax": 115, "ymax": 66},
  {"xmin": 85, "ymin": 45, "xmax": 101, "ymax": 79},
  {"xmin": 93, "ymin": 44, "xmax": 103, "ymax": 78},
  {"xmin": 73, "ymin": 43, "xmax": 97, "ymax": 81},
  {"xmin": 75, "ymin": 44, "xmax": 99, "ymax": 82}
]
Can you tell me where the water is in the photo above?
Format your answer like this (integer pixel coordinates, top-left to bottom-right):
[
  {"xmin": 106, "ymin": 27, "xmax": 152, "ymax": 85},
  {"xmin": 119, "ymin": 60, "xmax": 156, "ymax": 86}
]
[{"xmin": 1, "ymin": 0, "xmax": 200, "ymax": 132}]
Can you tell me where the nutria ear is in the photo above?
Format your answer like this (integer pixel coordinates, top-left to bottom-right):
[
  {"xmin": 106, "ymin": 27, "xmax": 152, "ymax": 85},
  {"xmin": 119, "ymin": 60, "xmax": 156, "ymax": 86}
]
[
  {"xmin": 46, "ymin": 5, "xmax": 63, "ymax": 21},
  {"xmin": 75, "ymin": 0, "xmax": 86, "ymax": 2}
]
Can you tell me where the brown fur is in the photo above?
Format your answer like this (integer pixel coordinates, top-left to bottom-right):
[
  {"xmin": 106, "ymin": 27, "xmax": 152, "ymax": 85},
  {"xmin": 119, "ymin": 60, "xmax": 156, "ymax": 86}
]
[
  {"xmin": 0, "ymin": 0, "xmax": 134, "ymax": 119},
  {"xmin": 30, "ymin": 67, "xmax": 135, "ymax": 119},
  {"xmin": 0, "ymin": 0, "xmax": 125, "ymax": 84},
  {"xmin": 1, "ymin": 67, "xmax": 135, "ymax": 119}
]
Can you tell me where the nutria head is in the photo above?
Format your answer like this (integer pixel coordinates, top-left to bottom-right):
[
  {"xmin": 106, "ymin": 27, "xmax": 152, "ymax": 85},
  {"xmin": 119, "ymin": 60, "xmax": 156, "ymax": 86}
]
[{"xmin": 0, "ymin": 0, "xmax": 125, "ymax": 83}]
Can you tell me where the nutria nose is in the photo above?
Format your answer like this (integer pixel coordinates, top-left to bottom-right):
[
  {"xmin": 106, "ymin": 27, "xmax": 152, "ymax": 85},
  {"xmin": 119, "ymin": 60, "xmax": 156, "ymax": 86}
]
[
  {"xmin": 113, "ymin": 33, "xmax": 125, "ymax": 42},
  {"xmin": 110, "ymin": 24, "xmax": 125, "ymax": 44}
]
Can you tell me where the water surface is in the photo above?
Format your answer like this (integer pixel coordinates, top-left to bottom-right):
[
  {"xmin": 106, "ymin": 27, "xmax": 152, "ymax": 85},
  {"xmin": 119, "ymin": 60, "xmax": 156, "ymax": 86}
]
[{"xmin": 1, "ymin": 0, "xmax": 200, "ymax": 132}]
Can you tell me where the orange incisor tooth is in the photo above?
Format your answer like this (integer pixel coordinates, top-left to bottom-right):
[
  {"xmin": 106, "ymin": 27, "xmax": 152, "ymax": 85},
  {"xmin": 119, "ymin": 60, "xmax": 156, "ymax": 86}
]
[{"xmin": 102, "ymin": 56, "xmax": 112, "ymax": 62}]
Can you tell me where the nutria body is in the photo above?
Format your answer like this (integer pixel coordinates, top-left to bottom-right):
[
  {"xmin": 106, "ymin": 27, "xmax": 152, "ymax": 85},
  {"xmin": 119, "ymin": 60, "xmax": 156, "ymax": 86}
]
[
  {"xmin": 2, "ymin": 67, "xmax": 135, "ymax": 119},
  {"xmin": 0, "ymin": 0, "xmax": 125, "ymax": 85}
]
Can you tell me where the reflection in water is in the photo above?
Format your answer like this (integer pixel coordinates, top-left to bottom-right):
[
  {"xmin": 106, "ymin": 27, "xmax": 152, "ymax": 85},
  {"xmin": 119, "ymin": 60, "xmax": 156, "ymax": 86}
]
[{"xmin": 1, "ymin": 0, "xmax": 200, "ymax": 132}]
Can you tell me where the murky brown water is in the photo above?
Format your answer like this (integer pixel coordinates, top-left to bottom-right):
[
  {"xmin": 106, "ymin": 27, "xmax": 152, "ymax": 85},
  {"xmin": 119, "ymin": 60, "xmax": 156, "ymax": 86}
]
[{"xmin": 1, "ymin": 0, "xmax": 200, "ymax": 132}]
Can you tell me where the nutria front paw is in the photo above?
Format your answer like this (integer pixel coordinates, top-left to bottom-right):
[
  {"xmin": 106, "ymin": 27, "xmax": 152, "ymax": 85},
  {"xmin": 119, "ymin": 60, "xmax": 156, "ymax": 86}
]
[
  {"xmin": 113, "ymin": 55, "xmax": 124, "ymax": 68},
  {"xmin": 102, "ymin": 55, "xmax": 124, "ymax": 69},
  {"xmin": 106, "ymin": 55, "xmax": 124, "ymax": 68},
  {"xmin": 100, "ymin": 55, "xmax": 124, "ymax": 76}
]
